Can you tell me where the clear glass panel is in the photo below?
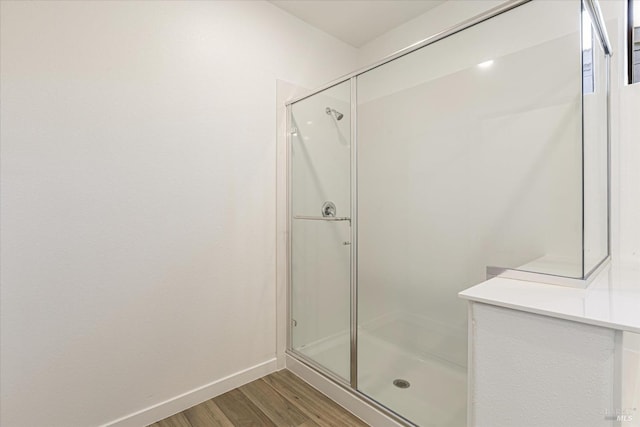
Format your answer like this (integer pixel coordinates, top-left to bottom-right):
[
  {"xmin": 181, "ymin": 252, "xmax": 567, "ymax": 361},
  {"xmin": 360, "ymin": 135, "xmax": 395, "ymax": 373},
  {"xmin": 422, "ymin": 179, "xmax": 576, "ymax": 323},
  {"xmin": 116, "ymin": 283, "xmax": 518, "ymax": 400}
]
[
  {"xmin": 290, "ymin": 81, "xmax": 351, "ymax": 381},
  {"xmin": 583, "ymin": 10, "xmax": 609, "ymax": 275},
  {"xmin": 356, "ymin": 1, "xmax": 581, "ymax": 425}
]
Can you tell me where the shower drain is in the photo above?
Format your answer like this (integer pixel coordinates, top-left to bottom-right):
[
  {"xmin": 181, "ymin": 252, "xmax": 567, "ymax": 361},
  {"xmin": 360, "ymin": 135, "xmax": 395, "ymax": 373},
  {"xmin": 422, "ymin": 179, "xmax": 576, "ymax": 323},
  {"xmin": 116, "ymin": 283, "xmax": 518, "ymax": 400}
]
[{"xmin": 393, "ymin": 379, "xmax": 410, "ymax": 389}]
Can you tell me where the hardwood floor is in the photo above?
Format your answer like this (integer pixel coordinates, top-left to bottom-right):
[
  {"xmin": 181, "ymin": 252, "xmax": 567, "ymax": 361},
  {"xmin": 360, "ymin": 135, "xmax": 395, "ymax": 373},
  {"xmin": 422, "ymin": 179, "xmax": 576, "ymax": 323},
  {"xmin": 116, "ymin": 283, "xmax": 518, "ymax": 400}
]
[{"xmin": 150, "ymin": 369, "xmax": 370, "ymax": 427}]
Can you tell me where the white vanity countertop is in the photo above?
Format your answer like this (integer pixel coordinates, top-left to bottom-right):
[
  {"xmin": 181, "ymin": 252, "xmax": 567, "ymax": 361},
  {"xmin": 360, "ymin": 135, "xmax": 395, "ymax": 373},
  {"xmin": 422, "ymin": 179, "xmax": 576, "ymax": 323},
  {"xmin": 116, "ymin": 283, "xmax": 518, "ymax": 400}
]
[{"xmin": 459, "ymin": 263, "xmax": 640, "ymax": 333}]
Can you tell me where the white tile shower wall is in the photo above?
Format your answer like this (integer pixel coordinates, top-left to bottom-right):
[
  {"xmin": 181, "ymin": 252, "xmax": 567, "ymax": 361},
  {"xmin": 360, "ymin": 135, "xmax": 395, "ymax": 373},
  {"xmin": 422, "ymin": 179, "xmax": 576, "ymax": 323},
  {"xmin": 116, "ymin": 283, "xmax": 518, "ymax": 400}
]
[
  {"xmin": 357, "ymin": 1, "xmax": 584, "ymax": 365},
  {"xmin": 0, "ymin": 1, "xmax": 357, "ymax": 426}
]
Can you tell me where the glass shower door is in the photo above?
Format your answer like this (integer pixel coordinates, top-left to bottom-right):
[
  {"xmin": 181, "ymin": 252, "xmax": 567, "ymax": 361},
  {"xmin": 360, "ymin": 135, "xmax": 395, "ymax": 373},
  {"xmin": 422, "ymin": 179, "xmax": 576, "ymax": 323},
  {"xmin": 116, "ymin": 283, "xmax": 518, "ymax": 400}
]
[
  {"xmin": 289, "ymin": 81, "xmax": 351, "ymax": 381},
  {"xmin": 356, "ymin": 1, "xmax": 582, "ymax": 425}
]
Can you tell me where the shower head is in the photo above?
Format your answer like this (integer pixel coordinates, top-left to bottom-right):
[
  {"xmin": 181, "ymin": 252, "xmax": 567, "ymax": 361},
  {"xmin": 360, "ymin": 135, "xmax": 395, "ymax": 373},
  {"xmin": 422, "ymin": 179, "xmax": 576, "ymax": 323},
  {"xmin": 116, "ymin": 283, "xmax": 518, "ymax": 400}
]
[{"xmin": 325, "ymin": 107, "xmax": 344, "ymax": 121}]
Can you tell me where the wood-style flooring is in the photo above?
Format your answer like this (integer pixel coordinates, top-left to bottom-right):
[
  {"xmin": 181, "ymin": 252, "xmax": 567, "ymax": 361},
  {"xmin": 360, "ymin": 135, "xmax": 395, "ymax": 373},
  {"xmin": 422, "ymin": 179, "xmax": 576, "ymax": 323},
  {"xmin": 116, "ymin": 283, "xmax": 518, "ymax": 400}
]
[{"xmin": 149, "ymin": 369, "xmax": 370, "ymax": 427}]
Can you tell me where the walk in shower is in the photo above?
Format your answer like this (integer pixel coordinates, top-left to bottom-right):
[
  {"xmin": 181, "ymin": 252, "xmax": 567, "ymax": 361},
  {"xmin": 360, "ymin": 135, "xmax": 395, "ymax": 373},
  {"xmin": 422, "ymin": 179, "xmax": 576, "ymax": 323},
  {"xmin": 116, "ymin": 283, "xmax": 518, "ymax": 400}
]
[{"xmin": 286, "ymin": 0, "xmax": 611, "ymax": 425}]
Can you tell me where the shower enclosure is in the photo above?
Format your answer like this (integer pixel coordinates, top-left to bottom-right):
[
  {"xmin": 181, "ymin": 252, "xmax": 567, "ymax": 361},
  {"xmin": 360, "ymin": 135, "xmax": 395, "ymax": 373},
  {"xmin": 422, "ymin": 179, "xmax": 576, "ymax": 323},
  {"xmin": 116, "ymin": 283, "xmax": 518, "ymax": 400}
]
[{"xmin": 286, "ymin": 0, "xmax": 611, "ymax": 425}]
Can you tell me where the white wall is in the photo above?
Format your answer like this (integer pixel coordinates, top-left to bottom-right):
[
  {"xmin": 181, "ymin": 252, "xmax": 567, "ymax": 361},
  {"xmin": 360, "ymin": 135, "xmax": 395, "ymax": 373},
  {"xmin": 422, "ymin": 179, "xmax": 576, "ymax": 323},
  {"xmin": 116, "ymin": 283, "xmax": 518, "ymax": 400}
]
[{"xmin": 0, "ymin": 1, "xmax": 357, "ymax": 426}]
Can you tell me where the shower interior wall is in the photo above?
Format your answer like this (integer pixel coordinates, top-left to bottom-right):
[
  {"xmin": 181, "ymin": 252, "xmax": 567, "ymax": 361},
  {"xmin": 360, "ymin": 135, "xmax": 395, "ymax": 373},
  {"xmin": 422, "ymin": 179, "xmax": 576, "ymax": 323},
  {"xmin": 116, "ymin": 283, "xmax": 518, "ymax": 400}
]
[{"xmin": 358, "ymin": 0, "xmax": 587, "ymax": 375}]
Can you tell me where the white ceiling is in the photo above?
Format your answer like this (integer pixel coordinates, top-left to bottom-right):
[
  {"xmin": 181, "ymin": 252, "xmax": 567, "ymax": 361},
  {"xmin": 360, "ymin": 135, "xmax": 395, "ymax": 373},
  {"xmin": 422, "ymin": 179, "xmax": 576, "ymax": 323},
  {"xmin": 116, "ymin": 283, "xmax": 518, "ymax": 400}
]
[{"xmin": 269, "ymin": 0, "xmax": 445, "ymax": 48}]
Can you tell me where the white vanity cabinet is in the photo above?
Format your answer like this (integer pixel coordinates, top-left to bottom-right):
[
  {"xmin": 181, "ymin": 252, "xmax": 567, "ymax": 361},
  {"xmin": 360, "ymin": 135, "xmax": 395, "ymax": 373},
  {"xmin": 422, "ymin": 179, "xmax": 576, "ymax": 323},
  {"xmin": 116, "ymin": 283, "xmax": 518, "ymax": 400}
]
[{"xmin": 460, "ymin": 264, "xmax": 640, "ymax": 427}]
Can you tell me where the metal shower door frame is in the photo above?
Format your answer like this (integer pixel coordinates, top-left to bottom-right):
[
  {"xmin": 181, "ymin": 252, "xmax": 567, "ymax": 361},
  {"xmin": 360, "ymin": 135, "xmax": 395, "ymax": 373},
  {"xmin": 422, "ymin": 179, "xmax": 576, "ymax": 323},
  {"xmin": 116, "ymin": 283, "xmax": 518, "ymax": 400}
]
[
  {"xmin": 284, "ymin": 86, "xmax": 355, "ymax": 390},
  {"xmin": 285, "ymin": 0, "xmax": 612, "ymax": 425}
]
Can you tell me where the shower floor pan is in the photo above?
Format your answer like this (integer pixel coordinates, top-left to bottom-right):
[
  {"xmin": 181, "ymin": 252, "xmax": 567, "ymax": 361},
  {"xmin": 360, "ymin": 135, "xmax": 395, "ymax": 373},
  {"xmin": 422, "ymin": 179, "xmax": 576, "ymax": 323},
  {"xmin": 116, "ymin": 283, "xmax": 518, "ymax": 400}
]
[{"xmin": 296, "ymin": 329, "xmax": 467, "ymax": 427}]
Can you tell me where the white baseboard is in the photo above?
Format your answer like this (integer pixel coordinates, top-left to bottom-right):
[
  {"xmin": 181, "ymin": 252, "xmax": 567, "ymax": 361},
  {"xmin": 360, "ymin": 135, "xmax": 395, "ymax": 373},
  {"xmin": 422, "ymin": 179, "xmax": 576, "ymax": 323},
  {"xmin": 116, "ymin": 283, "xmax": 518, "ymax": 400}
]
[
  {"xmin": 285, "ymin": 354, "xmax": 405, "ymax": 427},
  {"xmin": 102, "ymin": 358, "xmax": 278, "ymax": 427}
]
